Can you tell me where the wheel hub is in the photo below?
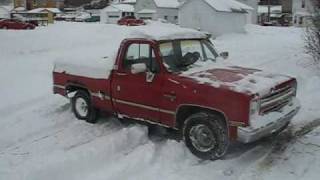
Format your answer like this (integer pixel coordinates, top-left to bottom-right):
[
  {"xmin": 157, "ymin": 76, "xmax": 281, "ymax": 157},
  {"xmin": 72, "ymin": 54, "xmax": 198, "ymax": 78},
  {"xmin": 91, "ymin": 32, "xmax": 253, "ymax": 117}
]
[
  {"xmin": 75, "ymin": 98, "xmax": 88, "ymax": 117},
  {"xmin": 189, "ymin": 124, "xmax": 216, "ymax": 152}
]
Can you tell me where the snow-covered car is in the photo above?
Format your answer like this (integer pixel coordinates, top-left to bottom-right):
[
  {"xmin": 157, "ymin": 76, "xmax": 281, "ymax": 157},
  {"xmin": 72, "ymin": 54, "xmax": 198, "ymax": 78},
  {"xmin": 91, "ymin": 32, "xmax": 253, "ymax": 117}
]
[
  {"xmin": 75, "ymin": 13, "xmax": 91, "ymax": 22},
  {"xmin": 53, "ymin": 23, "xmax": 300, "ymax": 160}
]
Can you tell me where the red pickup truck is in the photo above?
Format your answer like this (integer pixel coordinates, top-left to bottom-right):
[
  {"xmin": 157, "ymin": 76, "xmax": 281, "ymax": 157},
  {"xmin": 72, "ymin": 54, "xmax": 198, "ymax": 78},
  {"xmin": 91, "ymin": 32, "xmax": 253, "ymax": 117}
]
[{"xmin": 53, "ymin": 24, "xmax": 300, "ymax": 160}]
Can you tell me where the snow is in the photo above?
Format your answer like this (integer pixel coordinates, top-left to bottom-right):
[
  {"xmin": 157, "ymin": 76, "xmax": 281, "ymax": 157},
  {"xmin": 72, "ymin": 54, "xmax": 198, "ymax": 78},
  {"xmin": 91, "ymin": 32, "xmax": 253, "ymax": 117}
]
[
  {"xmin": 203, "ymin": 0, "xmax": 254, "ymax": 13},
  {"xmin": 154, "ymin": 0, "xmax": 180, "ymax": 9},
  {"xmin": 258, "ymin": 5, "xmax": 282, "ymax": 14},
  {"xmin": 1, "ymin": 22, "xmax": 320, "ymax": 180},
  {"xmin": 54, "ymin": 21, "xmax": 208, "ymax": 79},
  {"xmin": 137, "ymin": 9, "xmax": 157, "ymax": 14},
  {"xmin": 103, "ymin": 4, "xmax": 135, "ymax": 12},
  {"xmin": 28, "ymin": 8, "xmax": 62, "ymax": 14}
]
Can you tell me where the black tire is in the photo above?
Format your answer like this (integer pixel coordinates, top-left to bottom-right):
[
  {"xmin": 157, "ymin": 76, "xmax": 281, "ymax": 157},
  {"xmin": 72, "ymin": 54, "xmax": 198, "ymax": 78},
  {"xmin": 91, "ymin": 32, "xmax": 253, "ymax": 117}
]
[
  {"xmin": 183, "ymin": 112, "xmax": 229, "ymax": 160},
  {"xmin": 71, "ymin": 90, "xmax": 98, "ymax": 124}
]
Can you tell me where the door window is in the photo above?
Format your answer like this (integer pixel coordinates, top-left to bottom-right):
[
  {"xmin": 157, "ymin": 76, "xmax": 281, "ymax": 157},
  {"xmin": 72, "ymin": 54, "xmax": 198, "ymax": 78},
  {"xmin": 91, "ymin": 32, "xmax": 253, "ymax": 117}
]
[{"xmin": 123, "ymin": 43, "xmax": 159, "ymax": 73}]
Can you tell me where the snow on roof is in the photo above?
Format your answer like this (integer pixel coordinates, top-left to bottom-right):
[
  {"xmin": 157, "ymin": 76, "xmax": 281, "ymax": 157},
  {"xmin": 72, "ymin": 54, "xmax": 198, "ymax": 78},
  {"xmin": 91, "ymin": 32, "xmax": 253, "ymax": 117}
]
[
  {"xmin": 121, "ymin": 0, "xmax": 137, "ymax": 4},
  {"xmin": 54, "ymin": 21, "xmax": 209, "ymax": 79},
  {"xmin": 103, "ymin": 4, "xmax": 134, "ymax": 12},
  {"xmin": 129, "ymin": 21, "xmax": 208, "ymax": 41},
  {"xmin": 202, "ymin": 0, "xmax": 253, "ymax": 13},
  {"xmin": 28, "ymin": 8, "xmax": 61, "ymax": 13},
  {"xmin": 0, "ymin": 5, "xmax": 13, "ymax": 11},
  {"xmin": 12, "ymin": 7, "xmax": 26, "ymax": 12},
  {"xmin": 154, "ymin": 0, "xmax": 180, "ymax": 9},
  {"xmin": 137, "ymin": 9, "xmax": 156, "ymax": 14}
]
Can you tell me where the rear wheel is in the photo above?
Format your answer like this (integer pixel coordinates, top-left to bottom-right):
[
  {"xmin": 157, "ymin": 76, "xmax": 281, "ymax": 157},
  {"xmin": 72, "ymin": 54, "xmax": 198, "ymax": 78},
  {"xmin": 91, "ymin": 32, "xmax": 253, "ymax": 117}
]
[
  {"xmin": 183, "ymin": 112, "xmax": 229, "ymax": 160},
  {"xmin": 71, "ymin": 90, "xmax": 98, "ymax": 124}
]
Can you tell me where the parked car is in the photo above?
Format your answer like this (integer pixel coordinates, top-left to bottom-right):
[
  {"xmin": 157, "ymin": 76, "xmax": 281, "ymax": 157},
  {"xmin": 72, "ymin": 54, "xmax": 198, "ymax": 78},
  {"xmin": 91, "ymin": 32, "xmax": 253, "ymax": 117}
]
[
  {"xmin": 84, "ymin": 15, "xmax": 100, "ymax": 22},
  {"xmin": 53, "ymin": 27, "xmax": 300, "ymax": 160},
  {"xmin": 0, "ymin": 19, "xmax": 35, "ymax": 30},
  {"xmin": 75, "ymin": 13, "xmax": 91, "ymax": 22},
  {"xmin": 117, "ymin": 16, "xmax": 145, "ymax": 26}
]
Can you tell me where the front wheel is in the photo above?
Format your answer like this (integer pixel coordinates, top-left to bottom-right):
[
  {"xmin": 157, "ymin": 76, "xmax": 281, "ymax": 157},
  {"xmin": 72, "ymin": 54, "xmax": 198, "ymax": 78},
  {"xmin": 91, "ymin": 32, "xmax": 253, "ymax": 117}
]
[
  {"xmin": 71, "ymin": 90, "xmax": 98, "ymax": 124},
  {"xmin": 183, "ymin": 112, "xmax": 229, "ymax": 160}
]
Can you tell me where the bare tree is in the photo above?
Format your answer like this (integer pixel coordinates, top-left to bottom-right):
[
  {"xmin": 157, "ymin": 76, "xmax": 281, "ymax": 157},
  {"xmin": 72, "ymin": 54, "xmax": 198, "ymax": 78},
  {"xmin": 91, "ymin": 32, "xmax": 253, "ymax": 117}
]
[{"xmin": 305, "ymin": 0, "xmax": 320, "ymax": 64}]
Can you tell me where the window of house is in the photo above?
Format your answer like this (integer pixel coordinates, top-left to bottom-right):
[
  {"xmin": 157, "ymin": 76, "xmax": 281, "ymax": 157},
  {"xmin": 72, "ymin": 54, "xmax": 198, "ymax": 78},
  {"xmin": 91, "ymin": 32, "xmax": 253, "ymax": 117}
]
[
  {"xmin": 123, "ymin": 43, "xmax": 159, "ymax": 73},
  {"xmin": 294, "ymin": 16, "xmax": 297, "ymax": 24},
  {"xmin": 164, "ymin": 16, "xmax": 168, "ymax": 20},
  {"xmin": 174, "ymin": 16, "xmax": 178, "ymax": 20},
  {"xmin": 302, "ymin": 0, "xmax": 306, "ymax": 8}
]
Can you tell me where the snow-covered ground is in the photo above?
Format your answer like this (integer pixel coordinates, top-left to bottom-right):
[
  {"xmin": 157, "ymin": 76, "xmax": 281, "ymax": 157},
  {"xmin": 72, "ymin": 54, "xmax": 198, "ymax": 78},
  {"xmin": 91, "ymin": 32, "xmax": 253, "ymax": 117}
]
[{"xmin": 0, "ymin": 22, "xmax": 320, "ymax": 180}]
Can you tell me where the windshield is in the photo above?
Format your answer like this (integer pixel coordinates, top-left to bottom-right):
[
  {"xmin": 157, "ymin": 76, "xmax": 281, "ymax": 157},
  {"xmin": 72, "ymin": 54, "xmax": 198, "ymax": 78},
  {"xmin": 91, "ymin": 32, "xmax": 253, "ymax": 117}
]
[{"xmin": 159, "ymin": 39, "xmax": 219, "ymax": 72}]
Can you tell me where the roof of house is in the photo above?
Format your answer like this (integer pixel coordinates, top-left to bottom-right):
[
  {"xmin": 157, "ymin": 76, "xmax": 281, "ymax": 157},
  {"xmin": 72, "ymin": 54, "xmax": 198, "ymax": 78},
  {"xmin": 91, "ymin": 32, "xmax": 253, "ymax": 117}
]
[
  {"xmin": 12, "ymin": 7, "xmax": 26, "ymax": 12},
  {"xmin": 203, "ymin": 0, "xmax": 253, "ymax": 12},
  {"xmin": 121, "ymin": 0, "xmax": 137, "ymax": 4},
  {"xmin": 137, "ymin": 9, "xmax": 156, "ymax": 14},
  {"xmin": 28, "ymin": 8, "xmax": 61, "ymax": 14},
  {"xmin": 0, "ymin": 5, "xmax": 13, "ymax": 11},
  {"xmin": 103, "ymin": 4, "xmax": 134, "ymax": 12},
  {"xmin": 154, "ymin": 0, "xmax": 180, "ymax": 9},
  {"xmin": 182, "ymin": 0, "xmax": 253, "ymax": 13}
]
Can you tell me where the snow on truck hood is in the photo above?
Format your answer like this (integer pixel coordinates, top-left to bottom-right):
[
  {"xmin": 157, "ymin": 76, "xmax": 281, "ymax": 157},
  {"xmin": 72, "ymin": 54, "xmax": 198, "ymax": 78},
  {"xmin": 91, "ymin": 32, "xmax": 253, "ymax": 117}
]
[
  {"xmin": 53, "ymin": 21, "xmax": 208, "ymax": 79},
  {"xmin": 181, "ymin": 61, "xmax": 292, "ymax": 96}
]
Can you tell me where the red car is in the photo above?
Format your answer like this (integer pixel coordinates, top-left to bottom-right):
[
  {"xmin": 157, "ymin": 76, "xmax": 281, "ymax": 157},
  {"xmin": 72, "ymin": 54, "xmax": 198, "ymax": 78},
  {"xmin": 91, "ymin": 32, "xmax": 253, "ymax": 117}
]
[
  {"xmin": 0, "ymin": 19, "xmax": 36, "ymax": 30},
  {"xmin": 117, "ymin": 16, "xmax": 145, "ymax": 26}
]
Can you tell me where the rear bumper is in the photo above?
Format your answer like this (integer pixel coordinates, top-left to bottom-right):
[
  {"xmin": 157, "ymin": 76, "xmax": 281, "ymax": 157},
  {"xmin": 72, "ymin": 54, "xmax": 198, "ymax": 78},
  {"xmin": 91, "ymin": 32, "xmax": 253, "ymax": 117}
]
[{"xmin": 237, "ymin": 100, "xmax": 300, "ymax": 143}]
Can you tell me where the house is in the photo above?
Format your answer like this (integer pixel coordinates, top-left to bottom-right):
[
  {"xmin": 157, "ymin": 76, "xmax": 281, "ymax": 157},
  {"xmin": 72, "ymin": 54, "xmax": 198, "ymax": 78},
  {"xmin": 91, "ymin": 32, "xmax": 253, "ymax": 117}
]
[
  {"xmin": 28, "ymin": 8, "xmax": 61, "ymax": 23},
  {"xmin": 100, "ymin": 4, "xmax": 134, "ymax": 24},
  {"xmin": 292, "ymin": 0, "xmax": 314, "ymax": 27},
  {"xmin": 135, "ymin": 0, "xmax": 180, "ymax": 24},
  {"xmin": 14, "ymin": 0, "xmax": 64, "ymax": 10},
  {"xmin": 237, "ymin": 0, "xmax": 258, "ymax": 23},
  {"xmin": 179, "ymin": 0, "xmax": 253, "ymax": 37},
  {"xmin": 0, "ymin": 6, "xmax": 12, "ymax": 19}
]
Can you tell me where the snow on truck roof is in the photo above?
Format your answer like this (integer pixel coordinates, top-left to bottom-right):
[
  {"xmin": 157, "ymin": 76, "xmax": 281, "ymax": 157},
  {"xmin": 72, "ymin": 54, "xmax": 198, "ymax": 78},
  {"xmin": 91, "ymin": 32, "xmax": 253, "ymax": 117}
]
[
  {"xmin": 54, "ymin": 21, "xmax": 208, "ymax": 79},
  {"xmin": 128, "ymin": 21, "xmax": 208, "ymax": 41}
]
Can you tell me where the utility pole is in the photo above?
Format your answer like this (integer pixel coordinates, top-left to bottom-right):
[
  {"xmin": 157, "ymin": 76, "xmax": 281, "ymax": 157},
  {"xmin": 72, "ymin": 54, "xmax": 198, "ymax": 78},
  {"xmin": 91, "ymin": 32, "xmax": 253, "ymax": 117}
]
[{"xmin": 267, "ymin": 0, "xmax": 271, "ymax": 22}]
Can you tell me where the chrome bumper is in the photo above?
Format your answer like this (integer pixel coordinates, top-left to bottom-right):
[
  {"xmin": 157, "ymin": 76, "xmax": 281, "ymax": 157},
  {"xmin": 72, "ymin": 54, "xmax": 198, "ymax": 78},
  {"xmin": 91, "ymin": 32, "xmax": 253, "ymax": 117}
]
[{"xmin": 237, "ymin": 106, "xmax": 300, "ymax": 143}]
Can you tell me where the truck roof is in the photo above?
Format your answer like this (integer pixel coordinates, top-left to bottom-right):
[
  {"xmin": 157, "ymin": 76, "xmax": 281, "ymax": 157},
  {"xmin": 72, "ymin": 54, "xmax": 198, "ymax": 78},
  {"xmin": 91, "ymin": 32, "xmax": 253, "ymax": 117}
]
[{"xmin": 128, "ymin": 21, "xmax": 209, "ymax": 41}]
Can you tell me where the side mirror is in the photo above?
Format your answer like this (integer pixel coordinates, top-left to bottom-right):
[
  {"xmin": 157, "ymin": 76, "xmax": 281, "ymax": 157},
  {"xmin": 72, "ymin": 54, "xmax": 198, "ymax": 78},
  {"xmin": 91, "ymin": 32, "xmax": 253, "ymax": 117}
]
[
  {"xmin": 220, "ymin": 51, "xmax": 229, "ymax": 59},
  {"xmin": 131, "ymin": 63, "xmax": 147, "ymax": 74}
]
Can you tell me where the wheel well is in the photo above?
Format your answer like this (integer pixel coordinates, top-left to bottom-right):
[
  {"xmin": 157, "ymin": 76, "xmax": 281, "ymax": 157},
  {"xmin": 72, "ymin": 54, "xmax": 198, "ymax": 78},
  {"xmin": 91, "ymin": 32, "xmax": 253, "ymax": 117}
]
[
  {"xmin": 175, "ymin": 105, "xmax": 227, "ymax": 130},
  {"xmin": 66, "ymin": 84, "xmax": 90, "ymax": 96}
]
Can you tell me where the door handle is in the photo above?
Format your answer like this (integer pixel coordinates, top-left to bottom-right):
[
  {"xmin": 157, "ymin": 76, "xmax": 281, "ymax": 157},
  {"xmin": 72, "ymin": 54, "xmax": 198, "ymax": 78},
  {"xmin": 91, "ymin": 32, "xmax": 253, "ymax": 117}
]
[
  {"xmin": 116, "ymin": 72, "xmax": 127, "ymax": 76},
  {"xmin": 163, "ymin": 92, "xmax": 176, "ymax": 101}
]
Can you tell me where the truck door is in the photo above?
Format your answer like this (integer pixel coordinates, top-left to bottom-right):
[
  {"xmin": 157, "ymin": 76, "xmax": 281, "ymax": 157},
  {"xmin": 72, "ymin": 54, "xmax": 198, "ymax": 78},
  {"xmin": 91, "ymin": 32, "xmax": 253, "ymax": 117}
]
[{"xmin": 111, "ymin": 41, "xmax": 163, "ymax": 123}]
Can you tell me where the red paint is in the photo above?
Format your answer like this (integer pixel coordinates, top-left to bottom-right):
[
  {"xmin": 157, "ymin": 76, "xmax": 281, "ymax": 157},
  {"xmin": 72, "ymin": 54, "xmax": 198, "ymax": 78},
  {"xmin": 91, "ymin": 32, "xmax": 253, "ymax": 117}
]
[
  {"xmin": 52, "ymin": 38, "xmax": 296, "ymax": 141},
  {"xmin": 117, "ymin": 16, "xmax": 145, "ymax": 26},
  {"xmin": 0, "ymin": 19, "xmax": 35, "ymax": 30}
]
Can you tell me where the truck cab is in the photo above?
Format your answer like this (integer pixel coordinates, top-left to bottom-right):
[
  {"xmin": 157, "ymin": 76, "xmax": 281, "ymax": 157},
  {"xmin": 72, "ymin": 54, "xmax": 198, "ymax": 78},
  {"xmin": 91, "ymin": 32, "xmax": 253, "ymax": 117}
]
[{"xmin": 53, "ymin": 23, "xmax": 300, "ymax": 160}]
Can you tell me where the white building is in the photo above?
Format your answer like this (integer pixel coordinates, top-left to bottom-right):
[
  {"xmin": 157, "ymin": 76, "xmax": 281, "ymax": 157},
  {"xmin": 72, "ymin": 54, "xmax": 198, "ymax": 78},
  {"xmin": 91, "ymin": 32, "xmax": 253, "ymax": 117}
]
[
  {"xmin": 236, "ymin": 0, "xmax": 258, "ymax": 23},
  {"xmin": 0, "ymin": 6, "xmax": 12, "ymax": 19},
  {"xmin": 292, "ymin": 0, "xmax": 314, "ymax": 27},
  {"xmin": 179, "ymin": 0, "xmax": 253, "ymax": 37},
  {"xmin": 135, "ymin": 0, "xmax": 180, "ymax": 24},
  {"xmin": 100, "ymin": 4, "xmax": 135, "ymax": 24}
]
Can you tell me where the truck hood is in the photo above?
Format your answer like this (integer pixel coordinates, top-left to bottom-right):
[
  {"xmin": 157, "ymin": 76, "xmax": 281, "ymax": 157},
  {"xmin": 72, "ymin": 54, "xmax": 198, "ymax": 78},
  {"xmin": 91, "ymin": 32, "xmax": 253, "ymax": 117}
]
[{"xmin": 181, "ymin": 65, "xmax": 293, "ymax": 96}]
